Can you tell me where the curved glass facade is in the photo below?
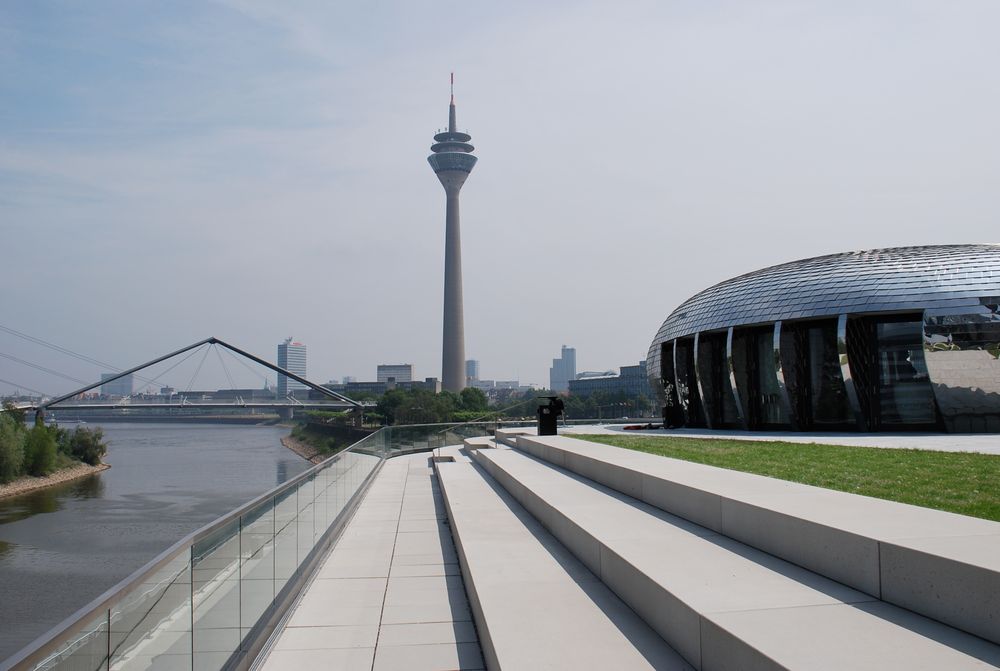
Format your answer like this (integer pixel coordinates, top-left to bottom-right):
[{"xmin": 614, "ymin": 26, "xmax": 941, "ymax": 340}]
[{"xmin": 647, "ymin": 245, "xmax": 1000, "ymax": 433}]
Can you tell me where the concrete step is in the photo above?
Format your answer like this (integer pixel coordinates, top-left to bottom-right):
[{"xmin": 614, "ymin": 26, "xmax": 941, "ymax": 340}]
[
  {"xmin": 462, "ymin": 436, "xmax": 497, "ymax": 450},
  {"xmin": 435, "ymin": 456, "xmax": 692, "ymax": 670},
  {"xmin": 493, "ymin": 428, "xmax": 533, "ymax": 448},
  {"xmin": 471, "ymin": 446, "xmax": 1000, "ymax": 670},
  {"xmin": 512, "ymin": 434, "xmax": 1000, "ymax": 647}
]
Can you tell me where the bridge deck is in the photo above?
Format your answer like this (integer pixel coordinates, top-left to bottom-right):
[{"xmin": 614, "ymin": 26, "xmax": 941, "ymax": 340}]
[{"xmin": 258, "ymin": 449, "xmax": 483, "ymax": 671}]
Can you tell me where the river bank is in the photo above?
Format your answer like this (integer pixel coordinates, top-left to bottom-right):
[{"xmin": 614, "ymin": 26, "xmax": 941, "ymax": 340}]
[
  {"xmin": 0, "ymin": 462, "xmax": 111, "ymax": 501},
  {"xmin": 281, "ymin": 435, "xmax": 325, "ymax": 464}
]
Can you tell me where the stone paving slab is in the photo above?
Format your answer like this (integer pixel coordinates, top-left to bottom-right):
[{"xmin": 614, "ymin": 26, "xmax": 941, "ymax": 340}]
[{"xmin": 259, "ymin": 450, "xmax": 483, "ymax": 671}]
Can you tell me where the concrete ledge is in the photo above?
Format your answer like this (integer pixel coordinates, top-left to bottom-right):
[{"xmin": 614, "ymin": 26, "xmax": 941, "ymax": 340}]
[
  {"xmin": 435, "ymin": 458, "xmax": 691, "ymax": 670},
  {"xmin": 516, "ymin": 434, "xmax": 1000, "ymax": 646},
  {"xmin": 462, "ymin": 436, "xmax": 496, "ymax": 450},
  {"xmin": 493, "ymin": 428, "xmax": 535, "ymax": 448},
  {"xmin": 474, "ymin": 447, "xmax": 1000, "ymax": 670}
]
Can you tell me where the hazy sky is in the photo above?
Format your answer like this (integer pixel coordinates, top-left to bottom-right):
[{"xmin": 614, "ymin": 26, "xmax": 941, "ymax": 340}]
[{"xmin": 3, "ymin": 1, "xmax": 1000, "ymax": 396}]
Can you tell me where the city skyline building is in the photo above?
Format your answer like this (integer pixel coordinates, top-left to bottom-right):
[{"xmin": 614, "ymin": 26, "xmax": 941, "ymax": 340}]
[
  {"xmin": 276, "ymin": 337, "xmax": 306, "ymax": 398},
  {"xmin": 465, "ymin": 359, "xmax": 480, "ymax": 384},
  {"xmin": 100, "ymin": 373, "xmax": 133, "ymax": 398},
  {"xmin": 428, "ymin": 74, "xmax": 477, "ymax": 393},
  {"xmin": 549, "ymin": 345, "xmax": 577, "ymax": 393},
  {"xmin": 568, "ymin": 361, "xmax": 653, "ymax": 399},
  {"xmin": 377, "ymin": 364, "xmax": 413, "ymax": 383}
]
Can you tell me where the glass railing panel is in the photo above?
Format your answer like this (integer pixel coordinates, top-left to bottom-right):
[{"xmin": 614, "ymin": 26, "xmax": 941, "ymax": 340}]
[
  {"xmin": 356, "ymin": 452, "xmax": 379, "ymax": 486},
  {"xmin": 191, "ymin": 520, "xmax": 240, "ymax": 671},
  {"xmin": 273, "ymin": 488, "xmax": 297, "ymax": 596},
  {"xmin": 339, "ymin": 453, "xmax": 355, "ymax": 503},
  {"xmin": 9, "ymin": 425, "xmax": 525, "ymax": 671},
  {"xmin": 311, "ymin": 466, "xmax": 329, "ymax": 541},
  {"xmin": 238, "ymin": 499, "xmax": 274, "ymax": 646},
  {"xmin": 34, "ymin": 611, "xmax": 109, "ymax": 671},
  {"xmin": 109, "ymin": 553, "xmax": 191, "ymax": 671},
  {"xmin": 324, "ymin": 458, "xmax": 343, "ymax": 526},
  {"xmin": 295, "ymin": 476, "xmax": 316, "ymax": 561}
]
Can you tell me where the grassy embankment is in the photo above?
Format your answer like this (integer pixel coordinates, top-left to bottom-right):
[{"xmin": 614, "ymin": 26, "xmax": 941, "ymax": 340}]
[{"xmin": 577, "ymin": 434, "xmax": 1000, "ymax": 522}]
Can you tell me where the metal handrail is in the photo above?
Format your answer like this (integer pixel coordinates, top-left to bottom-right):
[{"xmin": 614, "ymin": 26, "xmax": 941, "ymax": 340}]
[{"xmin": 0, "ymin": 427, "xmax": 388, "ymax": 671}]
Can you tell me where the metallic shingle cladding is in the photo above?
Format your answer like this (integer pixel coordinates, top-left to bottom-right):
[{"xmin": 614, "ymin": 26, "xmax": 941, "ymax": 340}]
[{"xmin": 651, "ymin": 244, "xmax": 1000, "ymax": 344}]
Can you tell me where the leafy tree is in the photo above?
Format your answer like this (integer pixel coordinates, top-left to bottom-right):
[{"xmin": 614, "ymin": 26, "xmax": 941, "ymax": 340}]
[
  {"xmin": 377, "ymin": 389, "xmax": 409, "ymax": 425},
  {"xmin": 0, "ymin": 414, "xmax": 25, "ymax": 483},
  {"xmin": 459, "ymin": 387, "xmax": 489, "ymax": 413},
  {"xmin": 23, "ymin": 424, "xmax": 57, "ymax": 477},
  {"xmin": 2, "ymin": 401, "xmax": 26, "ymax": 425},
  {"xmin": 69, "ymin": 427, "xmax": 107, "ymax": 466}
]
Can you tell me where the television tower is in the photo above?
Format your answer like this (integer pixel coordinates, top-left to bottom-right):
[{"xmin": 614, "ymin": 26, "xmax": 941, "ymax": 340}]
[{"xmin": 428, "ymin": 74, "xmax": 477, "ymax": 392}]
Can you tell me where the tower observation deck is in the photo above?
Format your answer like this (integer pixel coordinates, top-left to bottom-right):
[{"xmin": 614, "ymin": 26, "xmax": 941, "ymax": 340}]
[{"xmin": 428, "ymin": 74, "xmax": 477, "ymax": 392}]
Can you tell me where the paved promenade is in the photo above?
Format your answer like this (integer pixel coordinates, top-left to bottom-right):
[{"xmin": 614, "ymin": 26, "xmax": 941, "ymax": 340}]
[
  {"xmin": 259, "ymin": 451, "xmax": 483, "ymax": 671},
  {"xmin": 563, "ymin": 424, "xmax": 1000, "ymax": 454}
]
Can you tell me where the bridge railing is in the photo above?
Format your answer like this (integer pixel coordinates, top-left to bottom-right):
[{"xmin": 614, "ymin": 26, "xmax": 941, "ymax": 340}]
[{"xmin": 0, "ymin": 422, "xmax": 514, "ymax": 671}]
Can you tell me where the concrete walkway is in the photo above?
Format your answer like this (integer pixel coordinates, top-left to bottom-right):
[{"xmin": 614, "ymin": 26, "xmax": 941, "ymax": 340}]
[
  {"xmin": 259, "ymin": 451, "xmax": 483, "ymax": 671},
  {"xmin": 561, "ymin": 424, "xmax": 1000, "ymax": 454}
]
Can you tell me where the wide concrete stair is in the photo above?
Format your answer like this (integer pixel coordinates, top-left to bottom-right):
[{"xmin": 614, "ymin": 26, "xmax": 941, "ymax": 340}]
[
  {"xmin": 435, "ymin": 446, "xmax": 692, "ymax": 670},
  {"xmin": 435, "ymin": 433, "xmax": 1000, "ymax": 670},
  {"xmin": 508, "ymin": 432, "xmax": 1000, "ymax": 646}
]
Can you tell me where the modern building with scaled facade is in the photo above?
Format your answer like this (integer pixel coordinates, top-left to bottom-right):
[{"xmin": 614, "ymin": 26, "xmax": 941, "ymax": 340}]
[{"xmin": 647, "ymin": 244, "xmax": 1000, "ymax": 433}]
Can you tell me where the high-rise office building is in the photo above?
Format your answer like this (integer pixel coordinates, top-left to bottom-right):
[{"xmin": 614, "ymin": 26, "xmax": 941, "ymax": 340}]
[
  {"xmin": 465, "ymin": 359, "xmax": 480, "ymax": 383},
  {"xmin": 377, "ymin": 364, "xmax": 413, "ymax": 383},
  {"xmin": 276, "ymin": 338, "xmax": 307, "ymax": 398},
  {"xmin": 101, "ymin": 373, "xmax": 133, "ymax": 398},
  {"xmin": 549, "ymin": 345, "xmax": 577, "ymax": 393},
  {"xmin": 428, "ymin": 74, "xmax": 477, "ymax": 392}
]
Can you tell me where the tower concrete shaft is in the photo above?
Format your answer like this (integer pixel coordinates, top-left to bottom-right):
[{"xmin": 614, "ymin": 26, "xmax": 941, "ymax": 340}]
[{"xmin": 428, "ymin": 78, "xmax": 477, "ymax": 392}]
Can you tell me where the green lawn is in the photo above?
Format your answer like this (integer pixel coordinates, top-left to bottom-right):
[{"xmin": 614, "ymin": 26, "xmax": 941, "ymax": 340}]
[{"xmin": 576, "ymin": 434, "xmax": 1000, "ymax": 522}]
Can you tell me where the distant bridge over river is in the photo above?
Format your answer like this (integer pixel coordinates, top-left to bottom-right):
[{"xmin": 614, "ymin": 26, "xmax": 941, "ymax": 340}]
[{"xmin": 6, "ymin": 337, "xmax": 364, "ymax": 422}]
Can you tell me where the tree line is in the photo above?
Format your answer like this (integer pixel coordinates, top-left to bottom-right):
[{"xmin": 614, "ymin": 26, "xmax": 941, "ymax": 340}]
[
  {"xmin": 306, "ymin": 387, "xmax": 657, "ymax": 427},
  {"xmin": 0, "ymin": 403, "xmax": 108, "ymax": 483}
]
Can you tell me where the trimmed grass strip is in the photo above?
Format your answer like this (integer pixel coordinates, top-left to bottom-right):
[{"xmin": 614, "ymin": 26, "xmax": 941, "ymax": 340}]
[{"xmin": 576, "ymin": 434, "xmax": 1000, "ymax": 522}]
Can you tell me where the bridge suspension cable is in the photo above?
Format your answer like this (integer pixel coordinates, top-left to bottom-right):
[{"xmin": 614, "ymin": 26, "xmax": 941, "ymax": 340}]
[
  {"xmin": 128, "ymin": 344, "xmax": 207, "ymax": 395},
  {"xmin": 213, "ymin": 345, "xmax": 237, "ymax": 393},
  {"xmin": 0, "ymin": 323, "xmax": 183, "ymax": 391},
  {"xmin": 0, "ymin": 377, "xmax": 49, "ymax": 398},
  {"xmin": 0, "ymin": 324, "xmax": 116, "ymax": 370},
  {"xmin": 183, "ymin": 344, "xmax": 212, "ymax": 394},
  {"xmin": 221, "ymin": 345, "xmax": 271, "ymax": 388},
  {"xmin": 0, "ymin": 351, "xmax": 89, "ymax": 385}
]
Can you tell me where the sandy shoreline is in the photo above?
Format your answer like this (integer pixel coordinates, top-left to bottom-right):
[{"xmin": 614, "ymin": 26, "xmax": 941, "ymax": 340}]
[
  {"xmin": 0, "ymin": 463, "xmax": 111, "ymax": 500},
  {"xmin": 281, "ymin": 436, "xmax": 325, "ymax": 464}
]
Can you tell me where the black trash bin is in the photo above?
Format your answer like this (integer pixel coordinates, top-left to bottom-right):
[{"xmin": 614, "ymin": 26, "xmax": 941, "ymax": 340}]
[{"xmin": 537, "ymin": 396, "xmax": 565, "ymax": 436}]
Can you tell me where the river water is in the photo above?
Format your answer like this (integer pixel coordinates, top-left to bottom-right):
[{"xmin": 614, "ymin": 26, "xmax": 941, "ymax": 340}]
[{"xmin": 0, "ymin": 423, "xmax": 312, "ymax": 662}]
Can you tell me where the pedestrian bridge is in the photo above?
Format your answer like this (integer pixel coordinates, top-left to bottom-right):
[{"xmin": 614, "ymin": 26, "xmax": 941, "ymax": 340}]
[
  {"xmin": 3, "ymin": 425, "xmax": 1000, "ymax": 670},
  {"xmin": 11, "ymin": 337, "xmax": 364, "ymax": 420}
]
